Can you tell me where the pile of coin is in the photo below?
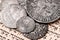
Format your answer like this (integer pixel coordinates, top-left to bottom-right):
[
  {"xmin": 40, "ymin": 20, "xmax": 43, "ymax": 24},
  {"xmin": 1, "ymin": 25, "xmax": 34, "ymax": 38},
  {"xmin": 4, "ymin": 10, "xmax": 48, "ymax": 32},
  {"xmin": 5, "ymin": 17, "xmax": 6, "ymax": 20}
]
[{"xmin": 0, "ymin": 0, "xmax": 60, "ymax": 40}]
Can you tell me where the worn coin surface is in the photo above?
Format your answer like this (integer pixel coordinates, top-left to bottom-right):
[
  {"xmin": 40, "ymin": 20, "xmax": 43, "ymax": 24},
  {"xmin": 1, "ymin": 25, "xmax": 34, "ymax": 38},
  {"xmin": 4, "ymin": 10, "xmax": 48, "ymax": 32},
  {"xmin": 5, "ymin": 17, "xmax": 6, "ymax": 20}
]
[
  {"xmin": 1, "ymin": 4, "xmax": 27, "ymax": 28},
  {"xmin": 16, "ymin": 16, "xmax": 35, "ymax": 33},
  {"xmin": 23, "ymin": 23, "xmax": 48, "ymax": 40},
  {"xmin": 27, "ymin": 0, "xmax": 60, "ymax": 23},
  {"xmin": 0, "ymin": 0, "xmax": 19, "ymax": 23},
  {"xmin": 0, "ymin": 0, "xmax": 18, "ymax": 11}
]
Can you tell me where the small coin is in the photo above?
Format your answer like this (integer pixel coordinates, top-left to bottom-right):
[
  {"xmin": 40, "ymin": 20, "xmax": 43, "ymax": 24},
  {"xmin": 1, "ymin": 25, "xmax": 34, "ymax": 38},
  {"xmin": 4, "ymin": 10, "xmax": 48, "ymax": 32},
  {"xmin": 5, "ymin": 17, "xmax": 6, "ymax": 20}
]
[
  {"xmin": 23, "ymin": 23, "xmax": 48, "ymax": 40},
  {"xmin": 27, "ymin": 0, "xmax": 60, "ymax": 23},
  {"xmin": 16, "ymin": 16, "xmax": 35, "ymax": 33}
]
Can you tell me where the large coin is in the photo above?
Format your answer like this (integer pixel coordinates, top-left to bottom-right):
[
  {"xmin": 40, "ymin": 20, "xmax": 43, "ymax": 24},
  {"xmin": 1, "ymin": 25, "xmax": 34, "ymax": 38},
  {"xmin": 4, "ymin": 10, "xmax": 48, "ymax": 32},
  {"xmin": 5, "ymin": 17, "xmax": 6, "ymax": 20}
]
[
  {"xmin": 0, "ymin": 0, "xmax": 19, "ymax": 23},
  {"xmin": 23, "ymin": 23, "xmax": 48, "ymax": 40},
  {"xmin": 27, "ymin": 0, "xmax": 60, "ymax": 23},
  {"xmin": 16, "ymin": 16, "xmax": 35, "ymax": 33},
  {"xmin": 1, "ymin": 4, "xmax": 27, "ymax": 28}
]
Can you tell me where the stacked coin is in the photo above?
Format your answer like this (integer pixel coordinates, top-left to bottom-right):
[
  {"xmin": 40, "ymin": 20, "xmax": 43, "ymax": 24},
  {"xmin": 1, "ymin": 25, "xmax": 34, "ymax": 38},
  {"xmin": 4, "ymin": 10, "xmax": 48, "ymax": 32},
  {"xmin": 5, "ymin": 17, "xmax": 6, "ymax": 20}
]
[
  {"xmin": 21, "ymin": 0, "xmax": 60, "ymax": 40},
  {"xmin": 23, "ymin": 23, "xmax": 48, "ymax": 40},
  {"xmin": 16, "ymin": 16, "xmax": 35, "ymax": 33},
  {"xmin": 0, "ymin": 0, "xmax": 60, "ymax": 40}
]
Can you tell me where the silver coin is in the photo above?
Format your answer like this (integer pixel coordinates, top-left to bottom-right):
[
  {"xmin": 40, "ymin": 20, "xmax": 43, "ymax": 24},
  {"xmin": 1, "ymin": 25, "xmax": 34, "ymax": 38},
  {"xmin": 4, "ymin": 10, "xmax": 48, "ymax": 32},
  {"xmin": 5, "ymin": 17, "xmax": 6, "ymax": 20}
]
[
  {"xmin": 27, "ymin": 0, "xmax": 60, "ymax": 23},
  {"xmin": 23, "ymin": 23, "xmax": 48, "ymax": 40},
  {"xmin": 0, "ymin": 0, "xmax": 19, "ymax": 23},
  {"xmin": 16, "ymin": 16, "xmax": 35, "ymax": 33},
  {"xmin": 1, "ymin": 4, "xmax": 27, "ymax": 28}
]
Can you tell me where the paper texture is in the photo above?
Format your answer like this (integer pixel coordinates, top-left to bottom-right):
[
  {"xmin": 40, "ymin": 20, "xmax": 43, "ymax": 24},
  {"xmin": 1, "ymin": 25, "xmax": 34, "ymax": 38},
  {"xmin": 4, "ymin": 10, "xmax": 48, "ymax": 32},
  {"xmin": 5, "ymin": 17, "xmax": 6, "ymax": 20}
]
[{"xmin": 0, "ymin": 19, "xmax": 60, "ymax": 40}]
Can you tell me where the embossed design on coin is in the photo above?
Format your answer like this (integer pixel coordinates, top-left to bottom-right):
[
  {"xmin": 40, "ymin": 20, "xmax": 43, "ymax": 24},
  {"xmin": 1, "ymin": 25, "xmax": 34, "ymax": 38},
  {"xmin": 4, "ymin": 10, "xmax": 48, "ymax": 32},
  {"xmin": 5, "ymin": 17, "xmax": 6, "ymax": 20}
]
[
  {"xmin": 27, "ymin": 0, "xmax": 60, "ymax": 23},
  {"xmin": 23, "ymin": 23, "xmax": 48, "ymax": 40},
  {"xmin": 16, "ymin": 16, "xmax": 35, "ymax": 33},
  {"xmin": 1, "ymin": 4, "xmax": 27, "ymax": 28}
]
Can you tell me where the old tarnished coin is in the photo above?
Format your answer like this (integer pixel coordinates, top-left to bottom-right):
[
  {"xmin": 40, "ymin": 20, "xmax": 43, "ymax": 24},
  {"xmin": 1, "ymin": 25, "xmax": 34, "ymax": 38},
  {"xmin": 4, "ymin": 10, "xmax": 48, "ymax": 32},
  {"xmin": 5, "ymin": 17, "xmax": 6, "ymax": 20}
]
[
  {"xmin": 23, "ymin": 23, "xmax": 48, "ymax": 40},
  {"xmin": 27, "ymin": 0, "xmax": 60, "ymax": 23},
  {"xmin": 1, "ymin": 4, "xmax": 27, "ymax": 28},
  {"xmin": 16, "ymin": 16, "xmax": 35, "ymax": 33}
]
